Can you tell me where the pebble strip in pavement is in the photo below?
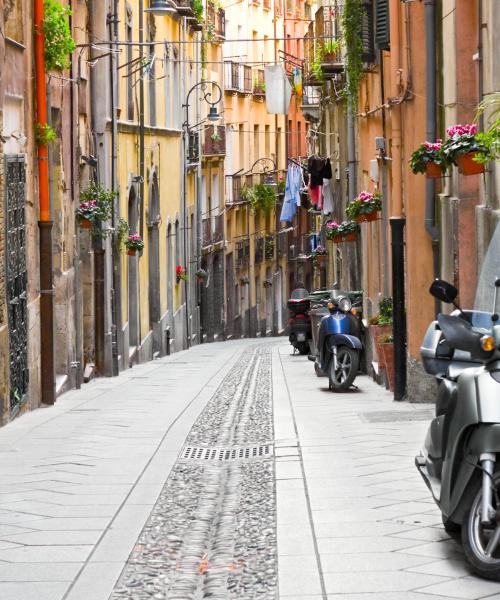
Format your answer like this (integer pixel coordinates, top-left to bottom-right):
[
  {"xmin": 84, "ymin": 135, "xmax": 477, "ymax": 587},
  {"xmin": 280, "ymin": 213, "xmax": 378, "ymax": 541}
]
[{"xmin": 111, "ymin": 345, "xmax": 277, "ymax": 600}]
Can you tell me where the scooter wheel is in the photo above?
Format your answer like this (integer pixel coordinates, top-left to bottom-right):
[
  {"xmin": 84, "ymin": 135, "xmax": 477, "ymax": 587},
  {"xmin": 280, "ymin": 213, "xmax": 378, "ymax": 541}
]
[
  {"xmin": 328, "ymin": 346, "xmax": 359, "ymax": 392},
  {"xmin": 462, "ymin": 470, "xmax": 500, "ymax": 580}
]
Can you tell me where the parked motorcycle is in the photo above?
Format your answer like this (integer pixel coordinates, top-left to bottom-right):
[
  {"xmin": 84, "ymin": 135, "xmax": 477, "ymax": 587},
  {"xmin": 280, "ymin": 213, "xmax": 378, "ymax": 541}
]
[
  {"xmin": 310, "ymin": 291, "xmax": 363, "ymax": 391},
  {"xmin": 416, "ymin": 277, "xmax": 500, "ymax": 579},
  {"xmin": 287, "ymin": 287, "xmax": 311, "ymax": 355}
]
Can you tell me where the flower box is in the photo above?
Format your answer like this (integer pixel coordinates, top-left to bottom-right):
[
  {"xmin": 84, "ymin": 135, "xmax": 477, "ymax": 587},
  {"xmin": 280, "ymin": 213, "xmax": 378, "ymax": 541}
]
[
  {"xmin": 425, "ymin": 162, "xmax": 444, "ymax": 179},
  {"xmin": 346, "ymin": 191, "xmax": 382, "ymax": 222},
  {"xmin": 333, "ymin": 232, "xmax": 357, "ymax": 243},
  {"xmin": 355, "ymin": 211, "xmax": 379, "ymax": 223},
  {"xmin": 457, "ymin": 152, "xmax": 485, "ymax": 175},
  {"xmin": 127, "ymin": 249, "xmax": 137, "ymax": 257},
  {"xmin": 79, "ymin": 218, "xmax": 92, "ymax": 230}
]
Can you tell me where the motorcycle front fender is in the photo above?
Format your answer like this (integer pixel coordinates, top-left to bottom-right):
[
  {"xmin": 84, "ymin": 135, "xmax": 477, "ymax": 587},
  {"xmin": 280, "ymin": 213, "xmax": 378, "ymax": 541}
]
[{"xmin": 327, "ymin": 333, "xmax": 362, "ymax": 350}]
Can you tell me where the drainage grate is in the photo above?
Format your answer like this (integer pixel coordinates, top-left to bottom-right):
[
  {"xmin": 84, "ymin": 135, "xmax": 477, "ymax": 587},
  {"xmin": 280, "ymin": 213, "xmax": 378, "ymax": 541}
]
[
  {"xmin": 180, "ymin": 444, "xmax": 273, "ymax": 462},
  {"xmin": 360, "ymin": 409, "xmax": 434, "ymax": 423}
]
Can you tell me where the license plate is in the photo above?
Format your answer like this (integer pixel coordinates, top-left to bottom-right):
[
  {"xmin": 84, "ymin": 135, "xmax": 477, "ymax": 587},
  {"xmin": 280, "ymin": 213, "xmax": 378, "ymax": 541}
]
[{"xmin": 297, "ymin": 333, "xmax": 306, "ymax": 342}]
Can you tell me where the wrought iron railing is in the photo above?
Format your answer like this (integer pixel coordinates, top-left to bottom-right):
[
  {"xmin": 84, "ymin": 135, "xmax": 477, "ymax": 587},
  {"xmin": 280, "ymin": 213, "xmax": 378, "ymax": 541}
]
[
  {"xmin": 202, "ymin": 218, "xmax": 212, "ymax": 247},
  {"xmin": 202, "ymin": 125, "xmax": 226, "ymax": 156},
  {"xmin": 213, "ymin": 214, "xmax": 224, "ymax": 243}
]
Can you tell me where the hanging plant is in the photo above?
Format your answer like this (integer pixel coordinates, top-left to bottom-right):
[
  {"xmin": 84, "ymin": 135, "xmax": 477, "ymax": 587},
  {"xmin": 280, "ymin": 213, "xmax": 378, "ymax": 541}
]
[
  {"xmin": 241, "ymin": 184, "xmax": 276, "ymax": 214},
  {"xmin": 43, "ymin": 0, "xmax": 76, "ymax": 71},
  {"xmin": 193, "ymin": 0, "xmax": 204, "ymax": 23},
  {"xmin": 311, "ymin": 47, "xmax": 324, "ymax": 82},
  {"xmin": 76, "ymin": 182, "xmax": 116, "ymax": 236},
  {"xmin": 346, "ymin": 191, "xmax": 382, "ymax": 222},
  {"xmin": 195, "ymin": 268, "xmax": 208, "ymax": 282},
  {"xmin": 265, "ymin": 237, "xmax": 275, "ymax": 260},
  {"xmin": 116, "ymin": 217, "xmax": 130, "ymax": 251},
  {"xmin": 341, "ymin": 0, "xmax": 365, "ymax": 108},
  {"xmin": 125, "ymin": 233, "xmax": 144, "ymax": 256},
  {"xmin": 35, "ymin": 123, "xmax": 57, "ymax": 145}
]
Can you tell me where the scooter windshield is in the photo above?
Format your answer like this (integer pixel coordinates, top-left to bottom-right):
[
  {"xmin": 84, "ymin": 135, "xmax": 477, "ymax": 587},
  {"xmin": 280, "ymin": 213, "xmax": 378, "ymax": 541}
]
[{"xmin": 474, "ymin": 220, "xmax": 500, "ymax": 325}]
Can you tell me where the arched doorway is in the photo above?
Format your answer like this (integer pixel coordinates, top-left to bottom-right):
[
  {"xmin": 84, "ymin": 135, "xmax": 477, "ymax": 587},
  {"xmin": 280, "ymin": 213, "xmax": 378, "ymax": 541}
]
[
  {"xmin": 128, "ymin": 186, "xmax": 140, "ymax": 351},
  {"xmin": 148, "ymin": 172, "xmax": 160, "ymax": 328}
]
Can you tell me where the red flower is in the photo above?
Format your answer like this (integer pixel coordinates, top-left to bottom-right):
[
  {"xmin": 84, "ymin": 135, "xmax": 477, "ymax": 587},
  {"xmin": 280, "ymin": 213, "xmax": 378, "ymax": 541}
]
[{"xmin": 176, "ymin": 265, "xmax": 184, "ymax": 275}]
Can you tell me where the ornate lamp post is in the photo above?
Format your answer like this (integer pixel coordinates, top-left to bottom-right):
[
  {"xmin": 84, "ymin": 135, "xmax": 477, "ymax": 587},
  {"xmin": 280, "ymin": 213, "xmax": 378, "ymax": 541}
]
[{"xmin": 182, "ymin": 81, "xmax": 223, "ymax": 347}]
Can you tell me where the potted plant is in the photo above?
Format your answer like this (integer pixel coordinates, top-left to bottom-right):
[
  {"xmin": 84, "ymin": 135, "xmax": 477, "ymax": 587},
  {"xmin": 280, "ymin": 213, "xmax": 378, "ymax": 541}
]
[
  {"xmin": 195, "ymin": 268, "xmax": 208, "ymax": 283},
  {"xmin": 346, "ymin": 191, "xmax": 382, "ymax": 223},
  {"xmin": 263, "ymin": 279, "xmax": 273, "ymax": 288},
  {"xmin": 378, "ymin": 333, "xmax": 395, "ymax": 391},
  {"xmin": 313, "ymin": 244, "xmax": 328, "ymax": 265},
  {"xmin": 410, "ymin": 140, "xmax": 448, "ymax": 179},
  {"xmin": 253, "ymin": 79, "xmax": 266, "ymax": 96},
  {"xmin": 125, "ymin": 232, "xmax": 144, "ymax": 256},
  {"xmin": 325, "ymin": 220, "xmax": 360, "ymax": 243},
  {"xmin": 442, "ymin": 123, "xmax": 489, "ymax": 175},
  {"xmin": 43, "ymin": 0, "xmax": 76, "ymax": 72},
  {"xmin": 176, "ymin": 265, "xmax": 188, "ymax": 284},
  {"xmin": 76, "ymin": 182, "xmax": 115, "ymax": 233},
  {"xmin": 369, "ymin": 296, "xmax": 393, "ymax": 369},
  {"xmin": 322, "ymin": 38, "xmax": 340, "ymax": 62}
]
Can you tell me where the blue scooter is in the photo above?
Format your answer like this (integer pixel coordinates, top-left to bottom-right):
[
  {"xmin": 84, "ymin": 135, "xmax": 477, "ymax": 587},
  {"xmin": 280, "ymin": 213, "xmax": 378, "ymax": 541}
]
[{"xmin": 312, "ymin": 292, "xmax": 363, "ymax": 391}]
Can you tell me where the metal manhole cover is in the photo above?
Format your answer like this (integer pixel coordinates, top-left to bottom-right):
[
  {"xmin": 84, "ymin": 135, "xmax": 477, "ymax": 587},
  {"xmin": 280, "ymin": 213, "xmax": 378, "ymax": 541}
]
[
  {"xmin": 180, "ymin": 444, "xmax": 273, "ymax": 462},
  {"xmin": 360, "ymin": 409, "xmax": 434, "ymax": 423}
]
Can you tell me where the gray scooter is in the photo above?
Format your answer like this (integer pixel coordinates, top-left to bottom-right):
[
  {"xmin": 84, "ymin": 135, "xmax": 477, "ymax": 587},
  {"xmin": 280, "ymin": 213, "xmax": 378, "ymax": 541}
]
[{"xmin": 416, "ymin": 278, "xmax": 500, "ymax": 580}]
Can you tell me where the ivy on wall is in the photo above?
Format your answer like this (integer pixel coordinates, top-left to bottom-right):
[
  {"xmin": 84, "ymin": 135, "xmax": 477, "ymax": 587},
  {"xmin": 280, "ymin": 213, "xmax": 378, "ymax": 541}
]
[{"xmin": 342, "ymin": 0, "xmax": 365, "ymax": 108}]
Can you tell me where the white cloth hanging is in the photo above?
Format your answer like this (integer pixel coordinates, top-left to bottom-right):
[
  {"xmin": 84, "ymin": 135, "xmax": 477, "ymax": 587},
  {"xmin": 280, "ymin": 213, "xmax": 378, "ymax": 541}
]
[{"xmin": 322, "ymin": 179, "xmax": 333, "ymax": 215}]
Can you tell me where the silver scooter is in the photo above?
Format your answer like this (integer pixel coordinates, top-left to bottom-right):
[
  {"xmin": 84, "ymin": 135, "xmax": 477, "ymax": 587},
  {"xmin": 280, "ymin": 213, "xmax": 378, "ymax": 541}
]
[{"xmin": 416, "ymin": 277, "xmax": 500, "ymax": 580}]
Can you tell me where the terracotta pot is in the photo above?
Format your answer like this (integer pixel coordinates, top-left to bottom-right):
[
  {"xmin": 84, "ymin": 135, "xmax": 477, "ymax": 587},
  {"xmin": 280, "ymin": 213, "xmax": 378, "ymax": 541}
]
[
  {"xmin": 381, "ymin": 343, "xmax": 395, "ymax": 391},
  {"xmin": 79, "ymin": 218, "xmax": 92, "ymax": 230},
  {"xmin": 127, "ymin": 248, "xmax": 137, "ymax": 256},
  {"xmin": 355, "ymin": 211, "xmax": 379, "ymax": 223},
  {"xmin": 316, "ymin": 254, "xmax": 327, "ymax": 263},
  {"xmin": 457, "ymin": 152, "xmax": 485, "ymax": 175},
  {"xmin": 372, "ymin": 324, "xmax": 393, "ymax": 368},
  {"xmin": 425, "ymin": 162, "xmax": 444, "ymax": 179},
  {"xmin": 333, "ymin": 232, "xmax": 357, "ymax": 243}
]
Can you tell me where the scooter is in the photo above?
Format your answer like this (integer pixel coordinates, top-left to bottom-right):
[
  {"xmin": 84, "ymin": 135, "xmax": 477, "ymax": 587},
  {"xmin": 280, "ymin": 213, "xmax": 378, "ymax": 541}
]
[
  {"xmin": 416, "ymin": 278, "xmax": 500, "ymax": 580},
  {"xmin": 312, "ymin": 292, "xmax": 363, "ymax": 391},
  {"xmin": 287, "ymin": 288, "xmax": 312, "ymax": 355}
]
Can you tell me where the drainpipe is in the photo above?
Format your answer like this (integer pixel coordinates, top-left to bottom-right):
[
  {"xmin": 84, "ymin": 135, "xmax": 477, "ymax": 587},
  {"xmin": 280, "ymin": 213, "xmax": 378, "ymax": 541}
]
[
  {"xmin": 109, "ymin": 0, "xmax": 121, "ymax": 375},
  {"xmin": 346, "ymin": 102, "xmax": 357, "ymax": 203},
  {"xmin": 424, "ymin": 0, "xmax": 440, "ymax": 298},
  {"xmin": 35, "ymin": 0, "xmax": 55, "ymax": 405}
]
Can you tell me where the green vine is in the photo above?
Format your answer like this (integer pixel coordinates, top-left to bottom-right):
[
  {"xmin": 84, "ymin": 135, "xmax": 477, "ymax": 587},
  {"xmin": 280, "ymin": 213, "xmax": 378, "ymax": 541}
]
[
  {"xmin": 241, "ymin": 184, "xmax": 276, "ymax": 215},
  {"xmin": 342, "ymin": 0, "xmax": 365, "ymax": 108},
  {"xmin": 116, "ymin": 218, "xmax": 130, "ymax": 251},
  {"xmin": 193, "ymin": 0, "xmax": 204, "ymax": 23},
  {"xmin": 200, "ymin": 28, "xmax": 207, "ymax": 79},
  {"xmin": 311, "ymin": 47, "xmax": 324, "ymax": 82},
  {"xmin": 36, "ymin": 123, "xmax": 57, "ymax": 145},
  {"xmin": 43, "ymin": 0, "xmax": 76, "ymax": 71}
]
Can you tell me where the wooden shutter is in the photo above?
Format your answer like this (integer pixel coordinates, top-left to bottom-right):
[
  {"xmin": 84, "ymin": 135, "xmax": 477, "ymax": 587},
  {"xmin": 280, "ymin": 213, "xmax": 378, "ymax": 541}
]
[
  {"xmin": 361, "ymin": 1, "xmax": 375, "ymax": 63},
  {"xmin": 375, "ymin": 0, "xmax": 390, "ymax": 50}
]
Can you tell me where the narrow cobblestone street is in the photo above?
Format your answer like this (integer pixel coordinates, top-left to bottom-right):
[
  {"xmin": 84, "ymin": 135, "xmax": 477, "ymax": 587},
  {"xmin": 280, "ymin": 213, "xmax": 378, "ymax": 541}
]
[{"xmin": 0, "ymin": 339, "xmax": 500, "ymax": 600}]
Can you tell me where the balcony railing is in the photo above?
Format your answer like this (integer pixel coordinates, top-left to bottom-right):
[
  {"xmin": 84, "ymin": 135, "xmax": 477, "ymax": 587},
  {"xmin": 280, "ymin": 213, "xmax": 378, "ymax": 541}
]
[
  {"xmin": 265, "ymin": 235, "xmax": 275, "ymax": 260},
  {"xmin": 232, "ymin": 175, "xmax": 243, "ymax": 203},
  {"xmin": 202, "ymin": 125, "xmax": 226, "ymax": 157},
  {"xmin": 236, "ymin": 238, "xmax": 250, "ymax": 268}
]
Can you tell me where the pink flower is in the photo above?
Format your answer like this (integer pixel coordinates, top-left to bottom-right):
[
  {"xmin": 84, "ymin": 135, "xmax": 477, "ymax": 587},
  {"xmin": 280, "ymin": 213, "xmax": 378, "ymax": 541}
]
[
  {"xmin": 326, "ymin": 220, "xmax": 339, "ymax": 229},
  {"xmin": 446, "ymin": 123, "xmax": 477, "ymax": 137},
  {"xmin": 423, "ymin": 140, "xmax": 442, "ymax": 151}
]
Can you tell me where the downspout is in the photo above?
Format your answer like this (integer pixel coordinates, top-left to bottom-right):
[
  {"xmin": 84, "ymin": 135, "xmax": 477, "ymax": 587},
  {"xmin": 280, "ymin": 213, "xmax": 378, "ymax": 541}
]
[
  {"xmin": 109, "ymin": 0, "xmax": 120, "ymax": 375},
  {"xmin": 70, "ymin": 2, "xmax": 82, "ymax": 388},
  {"xmin": 346, "ymin": 103, "xmax": 357, "ymax": 202},
  {"xmin": 34, "ymin": 0, "xmax": 55, "ymax": 404},
  {"xmin": 424, "ymin": 0, "xmax": 440, "ymax": 292}
]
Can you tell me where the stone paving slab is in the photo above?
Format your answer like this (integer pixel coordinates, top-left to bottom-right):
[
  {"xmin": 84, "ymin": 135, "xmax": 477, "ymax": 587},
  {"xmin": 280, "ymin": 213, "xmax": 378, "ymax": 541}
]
[{"xmin": 273, "ymin": 342, "xmax": 500, "ymax": 600}]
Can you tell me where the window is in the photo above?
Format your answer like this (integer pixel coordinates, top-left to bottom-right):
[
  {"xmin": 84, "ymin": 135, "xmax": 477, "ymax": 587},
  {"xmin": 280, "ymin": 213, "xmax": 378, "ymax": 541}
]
[
  {"xmin": 361, "ymin": 0, "xmax": 375, "ymax": 63},
  {"xmin": 164, "ymin": 47, "xmax": 171, "ymax": 127},
  {"xmin": 148, "ymin": 17, "xmax": 157, "ymax": 127},
  {"xmin": 265, "ymin": 125, "xmax": 270, "ymax": 157},
  {"xmin": 126, "ymin": 5, "xmax": 134, "ymax": 121},
  {"xmin": 172, "ymin": 46, "xmax": 180, "ymax": 129},
  {"xmin": 277, "ymin": 127, "xmax": 282, "ymax": 167},
  {"xmin": 239, "ymin": 124, "xmax": 245, "ymax": 170},
  {"xmin": 297, "ymin": 121, "xmax": 302, "ymax": 157},
  {"xmin": 288, "ymin": 119, "xmax": 293, "ymax": 158},
  {"xmin": 175, "ymin": 220, "xmax": 180, "ymax": 267},
  {"xmin": 5, "ymin": 0, "xmax": 24, "ymax": 43},
  {"xmin": 253, "ymin": 125, "xmax": 259, "ymax": 163}
]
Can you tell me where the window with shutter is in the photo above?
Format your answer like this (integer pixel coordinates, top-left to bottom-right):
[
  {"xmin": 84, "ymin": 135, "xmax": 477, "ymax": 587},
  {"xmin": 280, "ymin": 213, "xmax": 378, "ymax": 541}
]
[
  {"xmin": 375, "ymin": 0, "xmax": 390, "ymax": 50},
  {"xmin": 361, "ymin": 0, "xmax": 375, "ymax": 63}
]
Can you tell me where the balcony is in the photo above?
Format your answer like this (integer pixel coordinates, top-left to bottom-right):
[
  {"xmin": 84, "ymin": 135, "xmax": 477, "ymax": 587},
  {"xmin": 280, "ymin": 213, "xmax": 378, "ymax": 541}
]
[
  {"xmin": 300, "ymin": 85, "xmax": 321, "ymax": 121},
  {"xmin": 253, "ymin": 69, "xmax": 265, "ymax": 99},
  {"xmin": 187, "ymin": 131, "xmax": 200, "ymax": 165},
  {"xmin": 224, "ymin": 62, "xmax": 252, "ymax": 94},
  {"xmin": 207, "ymin": 2, "xmax": 225, "ymax": 38},
  {"xmin": 174, "ymin": 0, "xmax": 194, "ymax": 17},
  {"xmin": 202, "ymin": 125, "xmax": 226, "ymax": 157},
  {"xmin": 232, "ymin": 175, "xmax": 243, "ymax": 203},
  {"xmin": 265, "ymin": 235, "xmax": 275, "ymax": 261},
  {"xmin": 315, "ymin": 6, "xmax": 344, "ymax": 76}
]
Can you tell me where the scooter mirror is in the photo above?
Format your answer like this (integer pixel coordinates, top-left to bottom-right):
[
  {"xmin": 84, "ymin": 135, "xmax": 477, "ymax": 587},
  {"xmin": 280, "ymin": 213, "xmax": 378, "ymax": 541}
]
[{"xmin": 429, "ymin": 279, "xmax": 458, "ymax": 304}]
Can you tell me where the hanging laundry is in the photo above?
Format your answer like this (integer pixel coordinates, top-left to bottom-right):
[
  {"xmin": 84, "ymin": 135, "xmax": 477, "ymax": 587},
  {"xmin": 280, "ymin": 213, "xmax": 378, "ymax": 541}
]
[
  {"xmin": 280, "ymin": 163, "xmax": 301, "ymax": 222},
  {"xmin": 322, "ymin": 179, "xmax": 333, "ymax": 215}
]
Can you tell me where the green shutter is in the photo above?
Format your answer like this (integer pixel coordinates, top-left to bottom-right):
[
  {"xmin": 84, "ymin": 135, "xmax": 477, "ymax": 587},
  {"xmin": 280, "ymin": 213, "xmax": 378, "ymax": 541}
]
[{"xmin": 375, "ymin": 0, "xmax": 390, "ymax": 50}]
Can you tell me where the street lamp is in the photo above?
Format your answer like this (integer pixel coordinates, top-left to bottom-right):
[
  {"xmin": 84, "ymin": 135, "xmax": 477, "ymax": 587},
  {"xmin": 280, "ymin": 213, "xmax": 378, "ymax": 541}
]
[
  {"xmin": 182, "ymin": 81, "xmax": 223, "ymax": 347},
  {"xmin": 250, "ymin": 157, "xmax": 278, "ymax": 186}
]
